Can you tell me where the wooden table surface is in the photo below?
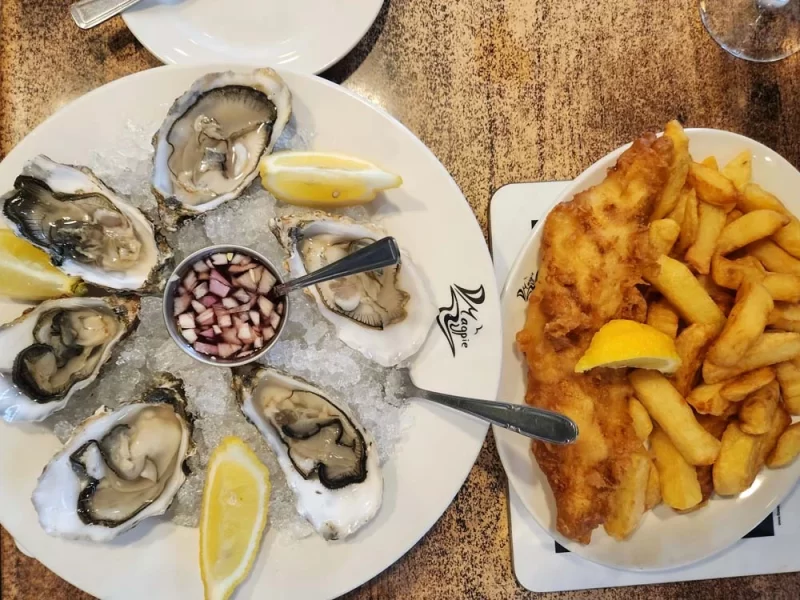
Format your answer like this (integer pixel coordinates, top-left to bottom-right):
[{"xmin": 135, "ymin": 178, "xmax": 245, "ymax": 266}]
[{"xmin": 2, "ymin": 0, "xmax": 800, "ymax": 598}]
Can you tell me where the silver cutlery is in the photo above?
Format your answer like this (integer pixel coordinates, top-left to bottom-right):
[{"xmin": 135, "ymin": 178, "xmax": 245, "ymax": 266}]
[{"xmin": 70, "ymin": 0, "xmax": 143, "ymax": 29}]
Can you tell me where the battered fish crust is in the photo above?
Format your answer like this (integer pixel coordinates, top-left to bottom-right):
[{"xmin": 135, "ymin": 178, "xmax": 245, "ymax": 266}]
[{"xmin": 516, "ymin": 133, "xmax": 673, "ymax": 543}]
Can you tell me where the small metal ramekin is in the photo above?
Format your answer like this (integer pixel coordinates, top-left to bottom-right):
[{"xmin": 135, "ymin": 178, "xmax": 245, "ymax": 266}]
[{"xmin": 162, "ymin": 244, "xmax": 290, "ymax": 367}]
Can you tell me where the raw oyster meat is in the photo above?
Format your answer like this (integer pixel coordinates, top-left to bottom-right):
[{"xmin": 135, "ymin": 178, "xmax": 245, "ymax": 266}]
[
  {"xmin": 271, "ymin": 212, "xmax": 436, "ymax": 367},
  {"xmin": 234, "ymin": 366, "xmax": 382, "ymax": 540},
  {"xmin": 0, "ymin": 155, "xmax": 169, "ymax": 292},
  {"xmin": 0, "ymin": 296, "xmax": 139, "ymax": 422},
  {"xmin": 32, "ymin": 373, "xmax": 193, "ymax": 542},
  {"xmin": 152, "ymin": 68, "xmax": 291, "ymax": 228}
]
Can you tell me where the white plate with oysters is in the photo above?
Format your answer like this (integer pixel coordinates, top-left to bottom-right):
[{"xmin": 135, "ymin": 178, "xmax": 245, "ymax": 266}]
[
  {"xmin": 0, "ymin": 65, "xmax": 501, "ymax": 599},
  {"xmin": 122, "ymin": 0, "xmax": 384, "ymax": 73}
]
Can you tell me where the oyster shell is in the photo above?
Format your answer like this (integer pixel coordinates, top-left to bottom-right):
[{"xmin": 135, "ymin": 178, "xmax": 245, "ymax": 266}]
[
  {"xmin": 0, "ymin": 155, "xmax": 170, "ymax": 292},
  {"xmin": 152, "ymin": 68, "xmax": 291, "ymax": 229},
  {"xmin": 234, "ymin": 366, "xmax": 382, "ymax": 540},
  {"xmin": 0, "ymin": 296, "xmax": 140, "ymax": 422},
  {"xmin": 32, "ymin": 373, "xmax": 193, "ymax": 542},
  {"xmin": 270, "ymin": 212, "xmax": 436, "ymax": 367}
]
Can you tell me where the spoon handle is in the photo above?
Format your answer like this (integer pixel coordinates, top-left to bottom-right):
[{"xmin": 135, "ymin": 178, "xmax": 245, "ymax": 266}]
[
  {"xmin": 70, "ymin": 0, "xmax": 142, "ymax": 29},
  {"xmin": 271, "ymin": 237, "xmax": 401, "ymax": 298},
  {"xmin": 415, "ymin": 388, "xmax": 579, "ymax": 444}
]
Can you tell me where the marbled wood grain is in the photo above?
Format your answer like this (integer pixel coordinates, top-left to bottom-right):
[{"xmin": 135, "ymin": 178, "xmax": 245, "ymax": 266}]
[{"xmin": 3, "ymin": 0, "xmax": 800, "ymax": 598}]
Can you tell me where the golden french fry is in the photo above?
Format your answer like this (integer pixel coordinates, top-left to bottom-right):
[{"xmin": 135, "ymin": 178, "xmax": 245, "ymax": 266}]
[
  {"xmin": 769, "ymin": 318, "xmax": 800, "ymax": 332},
  {"xmin": 645, "ymin": 459, "xmax": 661, "ymax": 510},
  {"xmin": 701, "ymin": 156, "xmax": 719, "ymax": 170},
  {"xmin": 773, "ymin": 223, "xmax": 800, "ymax": 260},
  {"xmin": 768, "ymin": 302, "xmax": 800, "ymax": 324},
  {"xmin": 646, "ymin": 299, "xmax": 679, "ymax": 338},
  {"xmin": 675, "ymin": 188, "xmax": 699, "ymax": 255},
  {"xmin": 711, "ymin": 253, "xmax": 765, "ymax": 290},
  {"xmin": 695, "ymin": 465, "xmax": 714, "ymax": 508},
  {"xmin": 756, "ymin": 405, "xmax": 791, "ymax": 471},
  {"xmin": 722, "ymin": 151, "xmax": 752, "ymax": 191},
  {"xmin": 739, "ymin": 380, "xmax": 780, "ymax": 435},
  {"xmin": 776, "ymin": 358, "xmax": 800, "ymax": 414},
  {"xmin": 650, "ymin": 427, "xmax": 702, "ymax": 510},
  {"xmin": 672, "ymin": 324, "xmax": 718, "ymax": 396},
  {"xmin": 762, "ymin": 273, "xmax": 800, "ymax": 303},
  {"xmin": 739, "ymin": 184, "xmax": 800, "ymax": 259},
  {"xmin": 686, "ymin": 383, "xmax": 729, "ymax": 416},
  {"xmin": 738, "ymin": 182, "xmax": 785, "ymax": 213},
  {"xmin": 630, "ymin": 370, "xmax": 721, "ymax": 465},
  {"xmin": 703, "ymin": 332, "xmax": 800, "ymax": 383},
  {"xmin": 748, "ymin": 239, "xmax": 800, "ymax": 275},
  {"xmin": 649, "ymin": 219, "xmax": 681, "ymax": 256},
  {"xmin": 685, "ymin": 202, "xmax": 727, "ymax": 274},
  {"xmin": 719, "ymin": 366, "xmax": 776, "ymax": 402},
  {"xmin": 645, "ymin": 255, "xmax": 725, "ymax": 331},
  {"xmin": 667, "ymin": 187, "xmax": 689, "ymax": 227},
  {"xmin": 707, "ymin": 280, "xmax": 773, "ymax": 367},
  {"xmin": 713, "ymin": 422, "xmax": 762, "ymax": 495},
  {"xmin": 717, "ymin": 210, "xmax": 791, "ymax": 256},
  {"xmin": 688, "ymin": 162, "xmax": 737, "ymax": 209},
  {"xmin": 604, "ymin": 451, "xmax": 650, "ymax": 540},
  {"xmin": 726, "ymin": 209, "xmax": 744, "ymax": 225},
  {"xmin": 629, "ymin": 398, "xmax": 654, "ymax": 441},
  {"xmin": 652, "ymin": 120, "xmax": 690, "ymax": 220},
  {"xmin": 767, "ymin": 423, "xmax": 800, "ymax": 468}
]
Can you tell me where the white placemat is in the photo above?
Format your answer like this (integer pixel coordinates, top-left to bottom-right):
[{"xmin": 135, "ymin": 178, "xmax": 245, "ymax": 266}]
[{"xmin": 490, "ymin": 181, "xmax": 800, "ymax": 593}]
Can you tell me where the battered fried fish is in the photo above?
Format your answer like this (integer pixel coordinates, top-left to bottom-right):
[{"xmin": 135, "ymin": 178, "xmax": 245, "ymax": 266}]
[{"xmin": 516, "ymin": 133, "xmax": 673, "ymax": 543}]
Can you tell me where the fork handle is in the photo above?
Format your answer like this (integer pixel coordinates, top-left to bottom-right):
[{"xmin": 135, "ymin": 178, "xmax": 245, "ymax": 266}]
[{"xmin": 70, "ymin": 0, "xmax": 142, "ymax": 29}]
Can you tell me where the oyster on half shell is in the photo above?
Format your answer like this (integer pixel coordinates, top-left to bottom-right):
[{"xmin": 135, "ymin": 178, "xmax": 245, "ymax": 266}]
[
  {"xmin": 152, "ymin": 68, "xmax": 292, "ymax": 229},
  {"xmin": 32, "ymin": 373, "xmax": 193, "ymax": 542},
  {"xmin": 0, "ymin": 296, "xmax": 140, "ymax": 422},
  {"xmin": 270, "ymin": 212, "xmax": 437, "ymax": 367},
  {"xmin": 234, "ymin": 366, "xmax": 382, "ymax": 540},
  {"xmin": 0, "ymin": 155, "xmax": 170, "ymax": 292}
]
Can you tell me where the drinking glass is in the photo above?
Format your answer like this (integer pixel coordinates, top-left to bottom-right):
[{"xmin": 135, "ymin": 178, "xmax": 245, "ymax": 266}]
[{"xmin": 699, "ymin": 0, "xmax": 800, "ymax": 62}]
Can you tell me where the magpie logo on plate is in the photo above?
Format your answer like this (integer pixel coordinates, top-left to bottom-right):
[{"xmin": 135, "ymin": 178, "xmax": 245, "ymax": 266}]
[{"xmin": 437, "ymin": 284, "xmax": 485, "ymax": 356}]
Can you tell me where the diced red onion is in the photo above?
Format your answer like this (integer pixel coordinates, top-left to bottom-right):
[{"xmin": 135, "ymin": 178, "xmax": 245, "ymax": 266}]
[
  {"xmin": 222, "ymin": 297, "xmax": 239, "ymax": 309},
  {"xmin": 209, "ymin": 279, "xmax": 231, "ymax": 297},
  {"xmin": 210, "ymin": 269, "xmax": 230, "ymax": 285},
  {"xmin": 175, "ymin": 251, "xmax": 283, "ymax": 359},
  {"xmin": 173, "ymin": 294, "xmax": 191, "ymax": 316},
  {"xmin": 194, "ymin": 342, "xmax": 218, "ymax": 355},
  {"xmin": 196, "ymin": 309, "xmax": 216, "ymax": 325},
  {"xmin": 269, "ymin": 311, "xmax": 281, "ymax": 329},
  {"xmin": 193, "ymin": 282, "xmax": 209, "ymax": 299}
]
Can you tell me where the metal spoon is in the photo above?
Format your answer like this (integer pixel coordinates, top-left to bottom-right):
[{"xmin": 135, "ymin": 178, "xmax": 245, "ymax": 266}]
[
  {"xmin": 70, "ymin": 0, "xmax": 142, "ymax": 29},
  {"xmin": 412, "ymin": 386, "xmax": 578, "ymax": 444},
  {"xmin": 269, "ymin": 236, "xmax": 402, "ymax": 300}
]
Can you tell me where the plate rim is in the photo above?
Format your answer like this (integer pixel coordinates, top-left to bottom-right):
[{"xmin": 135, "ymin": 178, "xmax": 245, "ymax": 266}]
[
  {"xmin": 0, "ymin": 63, "xmax": 501, "ymax": 599},
  {"xmin": 122, "ymin": 0, "xmax": 384, "ymax": 74},
  {"xmin": 494, "ymin": 127, "xmax": 800, "ymax": 572}
]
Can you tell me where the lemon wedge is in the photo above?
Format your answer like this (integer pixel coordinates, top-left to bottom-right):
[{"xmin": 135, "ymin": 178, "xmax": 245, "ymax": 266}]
[
  {"xmin": 200, "ymin": 437, "xmax": 271, "ymax": 600},
  {"xmin": 259, "ymin": 151, "xmax": 402, "ymax": 207},
  {"xmin": 0, "ymin": 229, "xmax": 85, "ymax": 300},
  {"xmin": 575, "ymin": 320, "xmax": 681, "ymax": 374}
]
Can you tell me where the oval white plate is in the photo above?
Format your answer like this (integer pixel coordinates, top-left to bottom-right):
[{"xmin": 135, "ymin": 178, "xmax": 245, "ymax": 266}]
[
  {"xmin": 495, "ymin": 128, "xmax": 800, "ymax": 571},
  {"xmin": 0, "ymin": 65, "xmax": 501, "ymax": 599},
  {"xmin": 122, "ymin": 0, "xmax": 383, "ymax": 73}
]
